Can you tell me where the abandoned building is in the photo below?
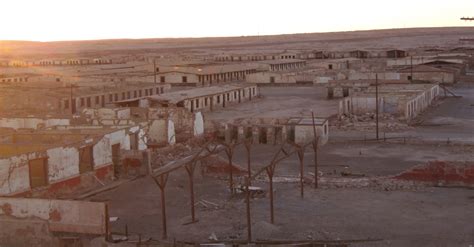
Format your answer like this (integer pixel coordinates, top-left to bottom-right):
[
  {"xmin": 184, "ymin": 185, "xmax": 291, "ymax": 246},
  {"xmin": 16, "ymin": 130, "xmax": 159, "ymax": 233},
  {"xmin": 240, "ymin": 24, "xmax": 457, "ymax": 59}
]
[
  {"xmin": 326, "ymin": 79, "xmax": 412, "ymax": 99},
  {"xmin": 258, "ymin": 59, "xmax": 307, "ymax": 72},
  {"xmin": 245, "ymin": 70, "xmax": 315, "ymax": 85},
  {"xmin": 0, "ymin": 75, "xmax": 29, "ymax": 83},
  {"xmin": 0, "ymin": 58, "xmax": 114, "ymax": 67},
  {"xmin": 114, "ymin": 84, "xmax": 259, "ymax": 113},
  {"xmin": 386, "ymin": 49, "xmax": 409, "ymax": 58},
  {"xmin": 349, "ymin": 50, "xmax": 369, "ymax": 59},
  {"xmin": 220, "ymin": 117, "xmax": 329, "ymax": 145},
  {"xmin": 339, "ymin": 83, "xmax": 440, "ymax": 120},
  {"xmin": 398, "ymin": 65, "xmax": 456, "ymax": 84},
  {"xmin": 156, "ymin": 64, "xmax": 259, "ymax": 86},
  {"xmin": 59, "ymin": 84, "xmax": 171, "ymax": 114},
  {"xmin": 0, "ymin": 126, "xmax": 145, "ymax": 196}
]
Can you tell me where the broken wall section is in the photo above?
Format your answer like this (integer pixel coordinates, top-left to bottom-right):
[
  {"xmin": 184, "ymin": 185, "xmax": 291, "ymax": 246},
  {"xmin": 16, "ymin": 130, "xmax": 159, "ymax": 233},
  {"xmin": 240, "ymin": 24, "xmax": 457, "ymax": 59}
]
[{"xmin": 0, "ymin": 197, "xmax": 107, "ymax": 246}]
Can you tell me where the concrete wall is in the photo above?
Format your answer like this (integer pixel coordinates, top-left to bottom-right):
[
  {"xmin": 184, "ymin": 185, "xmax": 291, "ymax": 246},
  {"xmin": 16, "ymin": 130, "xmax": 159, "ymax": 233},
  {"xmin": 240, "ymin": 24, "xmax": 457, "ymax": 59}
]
[{"xmin": 0, "ymin": 197, "xmax": 107, "ymax": 246}]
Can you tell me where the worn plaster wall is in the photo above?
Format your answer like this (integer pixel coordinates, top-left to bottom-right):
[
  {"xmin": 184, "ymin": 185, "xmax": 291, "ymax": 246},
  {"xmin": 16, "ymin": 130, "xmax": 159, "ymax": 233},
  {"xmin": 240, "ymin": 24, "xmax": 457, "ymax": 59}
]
[
  {"xmin": 47, "ymin": 147, "xmax": 80, "ymax": 183},
  {"xmin": 93, "ymin": 136, "xmax": 112, "ymax": 168},
  {"xmin": 148, "ymin": 119, "xmax": 167, "ymax": 144},
  {"xmin": 0, "ymin": 197, "xmax": 107, "ymax": 241},
  {"xmin": 0, "ymin": 154, "xmax": 33, "ymax": 195}
]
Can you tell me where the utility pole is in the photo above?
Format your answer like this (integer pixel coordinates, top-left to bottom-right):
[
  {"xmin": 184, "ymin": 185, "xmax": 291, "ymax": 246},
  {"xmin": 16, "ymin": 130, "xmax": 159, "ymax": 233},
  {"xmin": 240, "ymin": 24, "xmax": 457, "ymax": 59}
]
[
  {"xmin": 375, "ymin": 74, "xmax": 379, "ymax": 140},
  {"xmin": 410, "ymin": 56, "xmax": 413, "ymax": 82},
  {"xmin": 153, "ymin": 59, "xmax": 157, "ymax": 84},
  {"xmin": 70, "ymin": 83, "xmax": 75, "ymax": 115}
]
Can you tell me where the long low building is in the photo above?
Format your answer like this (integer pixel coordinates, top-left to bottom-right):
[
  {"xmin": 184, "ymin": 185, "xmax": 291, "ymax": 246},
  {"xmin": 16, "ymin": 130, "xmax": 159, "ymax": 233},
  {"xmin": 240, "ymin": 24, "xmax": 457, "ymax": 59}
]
[
  {"xmin": 245, "ymin": 70, "xmax": 315, "ymax": 85},
  {"xmin": 114, "ymin": 84, "xmax": 259, "ymax": 113},
  {"xmin": 156, "ymin": 64, "xmax": 259, "ymax": 86},
  {"xmin": 59, "ymin": 84, "xmax": 171, "ymax": 114},
  {"xmin": 257, "ymin": 59, "xmax": 307, "ymax": 72}
]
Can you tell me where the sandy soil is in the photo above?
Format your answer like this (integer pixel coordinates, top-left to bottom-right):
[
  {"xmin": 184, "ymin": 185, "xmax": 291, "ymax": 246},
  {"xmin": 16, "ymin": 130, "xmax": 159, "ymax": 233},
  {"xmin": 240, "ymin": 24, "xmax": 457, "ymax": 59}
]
[{"xmin": 206, "ymin": 86, "xmax": 339, "ymax": 122}]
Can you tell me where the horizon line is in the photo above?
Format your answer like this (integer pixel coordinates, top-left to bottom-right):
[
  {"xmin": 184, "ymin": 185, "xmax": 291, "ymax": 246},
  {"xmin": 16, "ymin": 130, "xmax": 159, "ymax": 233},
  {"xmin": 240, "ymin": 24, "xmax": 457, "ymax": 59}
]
[{"xmin": 0, "ymin": 26, "xmax": 472, "ymax": 43}]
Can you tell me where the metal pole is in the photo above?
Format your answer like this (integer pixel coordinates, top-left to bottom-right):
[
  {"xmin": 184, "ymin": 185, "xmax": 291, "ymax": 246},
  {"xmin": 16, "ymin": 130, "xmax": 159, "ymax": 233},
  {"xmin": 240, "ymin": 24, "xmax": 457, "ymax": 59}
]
[
  {"xmin": 225, "ymin": 146, "xmax": 234, "ymax": 195},
  {"xmin": 311, "ymin": 111, "xmax": 319, "ymax": 188},
  {"xmin": 375, "ymin": 73, "xmax": 379, "ymax": 140},
  {"xmin": 153, "ymin": 59, "xmax": 157, "ymax": 84},
  {"xmin": 410, "ymin": 56, "xmax": 413, "ymax": 81},
  {"xmin": 245, "ymin": 141, "xmax": 252, "ymax": 186},
  {"xmin": 313, "ymin": 140, "xmax": 318, "ymax": 189},
  {"xmin": 297, "ymin": 148, "xmax": 304, "ymax": 198},
  {"xmin": 185, "ymin": 163, "xmax": 196, "ymax": 223},
  {"xmin": 266, "ymin": 166, "xmax": 275, "ymax": 224},
  {"xmin": 311, "ymin": 111, "xmax": 317, "ymax": 140},
  {"xmin": 70, "ymin": 84, "xmax": 74, "ymax": 115},
  {"xmin": 245, "ymin": 177, "xmax": 252, "ymax": 242}
]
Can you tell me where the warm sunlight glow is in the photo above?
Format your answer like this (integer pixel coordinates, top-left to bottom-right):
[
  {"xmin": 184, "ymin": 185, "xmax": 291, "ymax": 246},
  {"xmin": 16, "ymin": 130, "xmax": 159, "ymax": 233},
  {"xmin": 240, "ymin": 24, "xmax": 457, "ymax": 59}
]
[{"xmin": 0, "ymin": 0, "xmax": 474, "ymax": 41}]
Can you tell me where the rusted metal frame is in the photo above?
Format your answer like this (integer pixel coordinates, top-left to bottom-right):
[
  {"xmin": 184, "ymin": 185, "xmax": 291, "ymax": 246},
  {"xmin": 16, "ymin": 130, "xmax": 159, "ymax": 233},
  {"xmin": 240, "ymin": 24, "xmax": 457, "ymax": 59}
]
[{"xmin": 152, "ymin": 173, "xmax": 170, "ymax": 239}]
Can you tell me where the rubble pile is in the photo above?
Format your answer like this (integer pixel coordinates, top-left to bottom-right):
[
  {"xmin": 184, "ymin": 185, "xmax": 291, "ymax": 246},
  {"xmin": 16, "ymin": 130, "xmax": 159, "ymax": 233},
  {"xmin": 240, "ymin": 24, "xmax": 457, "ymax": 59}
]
[{"xmin": 335, "ymin": 113, "xmax": 412, "ymax": 131}]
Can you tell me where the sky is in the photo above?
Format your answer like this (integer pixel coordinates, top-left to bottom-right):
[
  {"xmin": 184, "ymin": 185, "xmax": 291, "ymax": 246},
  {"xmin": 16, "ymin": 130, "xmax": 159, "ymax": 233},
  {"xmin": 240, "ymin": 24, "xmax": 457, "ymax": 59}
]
[{"xmin": 1, "ymin": 0, "xmax": 474, "ymax": 41}]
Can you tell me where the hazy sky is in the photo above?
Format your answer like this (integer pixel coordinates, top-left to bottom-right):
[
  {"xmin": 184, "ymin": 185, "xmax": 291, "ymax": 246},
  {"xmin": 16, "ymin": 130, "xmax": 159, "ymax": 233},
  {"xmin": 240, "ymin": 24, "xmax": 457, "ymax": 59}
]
[{"xmin": 1, "ymin": 0, "xmax": 473, "ymax": 41}]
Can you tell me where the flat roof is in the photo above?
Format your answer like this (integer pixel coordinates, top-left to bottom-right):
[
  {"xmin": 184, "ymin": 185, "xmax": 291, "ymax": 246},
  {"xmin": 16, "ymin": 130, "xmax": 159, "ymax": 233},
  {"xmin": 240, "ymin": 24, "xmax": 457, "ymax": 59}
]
[
  {"xmin": 147, "ymin": 84, "xmax": 257, "ymax": 104},
  {"xmin": 257, "ymin": 59, "xmax": 306, "ymax": 65},
  {"xmin": 158, "ymin": 63, "xmax": 259, "ymax": 75}
]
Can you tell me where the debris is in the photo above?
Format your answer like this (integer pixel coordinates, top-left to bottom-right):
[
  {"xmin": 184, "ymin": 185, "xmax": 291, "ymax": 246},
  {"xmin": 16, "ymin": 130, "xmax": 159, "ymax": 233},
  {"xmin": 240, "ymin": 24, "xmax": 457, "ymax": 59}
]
[
  {"xmin": 208, "ymin": 232, "xmax": 218, "ymax": 241},
  {"xmin": 341, "ymin": 171, "xmax": 366, "ymax": 177},
  {"xmin": 109, "ymin": 216, "xmax": 119, "ymax": 222}
]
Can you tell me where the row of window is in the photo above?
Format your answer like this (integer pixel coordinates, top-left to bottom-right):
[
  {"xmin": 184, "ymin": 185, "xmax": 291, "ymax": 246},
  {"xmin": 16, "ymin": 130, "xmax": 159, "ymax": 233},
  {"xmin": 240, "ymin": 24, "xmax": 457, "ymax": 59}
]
[
  {"xmin": 189, "ymin": 87, "xmax": 257, "ymax": 111},
  {"xmin": 64, "ymin": 86, "xmax": 165, "ymax": 109},
  {"xmin": 269, "ymin": 62, "xmax": 306, "ymax": 71},
  {"xmin": 1, "ymin": 77, "xmax": 28, "ymax": 83}
]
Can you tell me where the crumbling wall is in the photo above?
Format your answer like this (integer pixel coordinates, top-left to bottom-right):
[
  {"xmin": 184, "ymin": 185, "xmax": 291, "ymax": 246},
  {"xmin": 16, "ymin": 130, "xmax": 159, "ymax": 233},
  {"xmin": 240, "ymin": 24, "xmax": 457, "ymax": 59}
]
[
  {"xmin": 0, "ymin": 118, "xmax": 70, "ymax": 130},
  {"xmin": 0, "ymin": 154, "xmax": 34, "ymax": 195},
  {"xmin": 294, "ymin": 124, "xmax": 328, "ymax": 145},
  {"xmin": 0, "ymin": 197, "xmax": 107, "ymax": 246},
  {"xmin": 46, "ymin": 147, "xmax": 80, "ymax": 183},
  {"xmin": 93, "ymin": 136, "xmax": 113, "ymax": 169},
  {"xmin": 148, "ymin": 119, "xmax": 168, "ymax": 144},
  {"xmin": 0, "ymin": 132, "xmax": 119, "ymax": 196}
]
